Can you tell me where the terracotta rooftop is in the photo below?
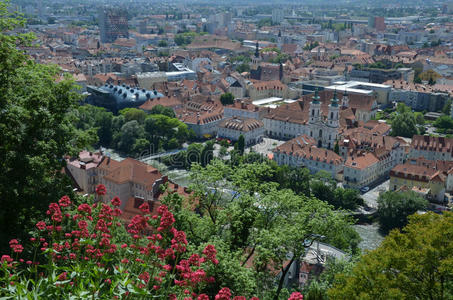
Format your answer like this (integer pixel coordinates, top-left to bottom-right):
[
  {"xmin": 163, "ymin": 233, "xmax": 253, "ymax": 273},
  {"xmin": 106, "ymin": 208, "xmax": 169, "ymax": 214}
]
[
  {"xmin": 218, "ymin": 117, "xmax": 264, "ymax": 132},
  {"xmin": 344, "ymin": 152, "xmax": 379, "ymax": 170},
  {"xmin": 411, "ymin": 135, "xmax": 453, "ymax": 153},
  {"xmin": 99, "ymin": 158, "xmax": 162, "ymax": 191},
  {"xmin": 275, "ymin": 135, "xmax": 343, "ymax": 166},
  {"xmin": 139, "ymin": 95, "xmax": 182, "ymax": 111}
]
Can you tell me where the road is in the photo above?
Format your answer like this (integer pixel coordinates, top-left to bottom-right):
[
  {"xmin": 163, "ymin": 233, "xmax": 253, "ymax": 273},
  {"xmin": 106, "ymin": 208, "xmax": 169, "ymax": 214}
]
[{"xmin": 361, "ymin": 180, "xmax": 389, "ymax": 209}]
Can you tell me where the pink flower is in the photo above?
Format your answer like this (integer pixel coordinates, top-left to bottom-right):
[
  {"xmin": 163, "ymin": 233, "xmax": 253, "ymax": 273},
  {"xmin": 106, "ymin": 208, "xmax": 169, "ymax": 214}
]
[
  {"xmin": 202, "ymin": 244, "xmax": 218, "ymax": 265},
  {"xmin": 288, "ymin": 292, "xmax": 303, "ymax": 300},
  {"xmin": 58, "ymin": 196, "xmax": 71, "ymax": 207},
  {"xmin": 78, "ymin": 220, "xmax": 88, "ymax": 230},
  {"xmin": 139, "ymin": 202, "xmax": 150, "ymax": 213},
  {"xmin": 138, "ymin": 271, "xmax": 150, "ymax": 283},
  {"xmin": 77, "ymin": 204, "xmax": 92, "ymax": 215},
  {"xmin": 215, "ymin": 287, "xmax": 231, "ymax": 300},
  {"xmin": 111, "ymin": 196, "xmax": 121, "ymax": 207},
  {"xmin": 57, "ymin": 272, "xmax": 67, "ymax": 281},
  {"xmin": 96, "ymin": 184, "xmax": 107, "ymax": 196},
  {"xmin": 197, "ymin": 295, "xmax": 209, "ymax": 300},
  {"xmin": 1, "ymin": 255, "xmax": 13, "ymax": 263}
]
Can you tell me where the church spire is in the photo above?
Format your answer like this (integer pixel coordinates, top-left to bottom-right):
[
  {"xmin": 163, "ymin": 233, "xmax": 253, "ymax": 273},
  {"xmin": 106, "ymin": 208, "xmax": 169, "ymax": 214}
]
[
  {"xmin": 255, "ymin": 41, "xmax": 259, "ymax": 58},
  {"xmin": 312, "ymin": 88, "xmax": 320, "ymax": 104},
  {"xmin": 331, "ymin": 89, "xmax": 339, "ymax": 107}
]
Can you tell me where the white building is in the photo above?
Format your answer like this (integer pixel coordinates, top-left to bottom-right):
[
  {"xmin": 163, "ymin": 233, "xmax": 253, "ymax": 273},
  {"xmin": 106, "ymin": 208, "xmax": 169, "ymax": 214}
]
[
  {"xmin": 273, "ymin": 135, "xmax": 344, "ymax": 179},
  {"xmin": 409, "ymin": 135, "xmax": 453, "ymax": 161},
  {"xmin": 217, "ymin": 117, "xmax": 264, "ymax": 145}
]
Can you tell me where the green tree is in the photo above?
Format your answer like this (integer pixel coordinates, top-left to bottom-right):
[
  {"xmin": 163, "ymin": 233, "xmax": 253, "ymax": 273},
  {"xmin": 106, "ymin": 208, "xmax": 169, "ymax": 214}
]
[
  {"xmin": 149, "ymin": 104, "xmax": 176, "ymax": 117},
  {"xmin": 390, "ymin": 112, "xmax": 418, "ymax": 138},
  {"xmin": 275, "ymin": 165, "xmax": 311, "ymax": 197},
  {"xmin": 119, "ymin": 107, "xmax": 147, "ymax": 124},
  {"xmin": 116, "ymin": 120, "xmax": 145, "ymax": 153},
  {"xmin": 0, "ymin": 1, "xmax": 90, "ymax": 250},
  {"xmin": 442, "ymin": 99, "xmax": 452, "ymax": 115},
  {"xmin": 329, "ymin": 212, "xmax": 453, "ymax": 299},
  {"xmin": 236, "ymin": 63, "xmax": 250, "ymax": 73},
  {"xmin": 377, "ymin": 191, "xmax": 428, "ymax": 233},
  {"xmin": 334, "ymin": 140, "xmax": 340, "ymax": 154},
  {"xmin": 237, "ymin": 134, "xmax": 245, "ymax": 155},
  {"xmin": 220, "ymin": 92, "xmax": 235, "ymax": 106},
  {"xmin": 434, "ymin": 115, "xmax": 453, "ymax": 133},
  {"xmin": 414, "ymin": 112, "xmax": 425, "ymax": 125},
  {"xmin": 158, "ymin": 39, "xmax": 168, "ymax": 47}
]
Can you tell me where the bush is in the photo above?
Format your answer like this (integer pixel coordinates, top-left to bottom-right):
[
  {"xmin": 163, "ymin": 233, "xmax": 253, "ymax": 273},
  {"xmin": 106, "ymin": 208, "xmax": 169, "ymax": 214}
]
[{"xmin": 0, "ymin": 185, "xmax": 306, "ymax": 299}]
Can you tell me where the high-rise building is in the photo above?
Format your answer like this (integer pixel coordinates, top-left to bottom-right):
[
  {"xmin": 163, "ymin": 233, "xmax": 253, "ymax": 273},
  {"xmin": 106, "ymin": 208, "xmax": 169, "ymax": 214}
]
[
  {"xmin": 272, "ymin": 9, "xmax": 284, "ymax": 24},
  {"xmin": 374, "ymin": 17, "xmax": 386, "ymax": 32},
  {"xmin": 368, "ymin": 16, "xmax": 386, "ymax": 32},
  {"xmin": 99, "ymin": 7, "xmax": 129, "ymax": 44}
]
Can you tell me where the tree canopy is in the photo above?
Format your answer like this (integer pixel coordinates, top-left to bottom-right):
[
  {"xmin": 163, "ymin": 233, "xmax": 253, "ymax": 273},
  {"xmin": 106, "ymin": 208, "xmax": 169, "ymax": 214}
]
[
  {"xmin": 220, "ymin": 92, "xmax": 235, "ymax": 106},
  {"xmin": 377, "ymin": 191, "xmax": 428, "ymax": 233},
  {"xmin": 0, "ymin": 1, "xmax": 90, "ymax": 251},
  {"xmin": 329, "ymin": 212, "xmax": 453, "ymax": 299}
]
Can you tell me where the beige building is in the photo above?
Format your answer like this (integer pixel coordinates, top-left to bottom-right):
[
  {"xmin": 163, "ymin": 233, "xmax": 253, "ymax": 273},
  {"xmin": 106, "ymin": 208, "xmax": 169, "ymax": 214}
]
[
  {"xmin": 66, "ymin": 152, "xmax": 168, "ymax": 211},
  {"xmin": 273, "ymin": 135, "xmax": 344, "ymax": 179},
  {"xmin": 65, "ymin": 150, "xmax": 103, "ymax": 194},
  {"xmin": 217, "ymin": 117, "xmax": 265, "ymax": 146},
  {"xmin": 409, "ymin": 135, "xmax": 453, "ymax": 161},
  {"xmin": 390, "ymin": 158, "xmax": 453, "ymax": 202}
]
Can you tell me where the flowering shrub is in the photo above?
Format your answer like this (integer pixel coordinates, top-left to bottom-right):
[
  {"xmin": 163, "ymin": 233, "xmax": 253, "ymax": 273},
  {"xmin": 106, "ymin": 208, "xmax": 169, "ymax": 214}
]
[{"xmin": 0, "ymin": 185, "xmax": 303, "ymax": 299}]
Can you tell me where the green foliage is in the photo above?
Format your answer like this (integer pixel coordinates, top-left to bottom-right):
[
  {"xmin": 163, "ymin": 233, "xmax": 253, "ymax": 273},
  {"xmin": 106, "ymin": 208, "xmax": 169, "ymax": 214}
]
[
  {"xmin": 303, "ymin": 41, "xmax": 319, "ymax": 51},
  {"xmin": 184, "ymin": 155, "xmax": 360, "ymax": 299},
  {"xmin": 269, "ymin": 53, "xmax": 290, "ymax": 64},
  {"xmin": 329, "ymin": 212, "xmax": 453, "ymax": 299},
  {"xmin": 414, "ymin": 112, "xmax": 425, "ymax": 125},
  {"xmin": 442, "ymin": 99, "xmax": 452, "ymax": 115},
  {"xmin": 433, "ymin": 115, "xmax": 453, "ymax": 134},
  {"xmin": 119, "ymin": 107, "xmax": 147, "ymax": 124},
  {"xmin": 174, "ymin": 31, "xmax": 205, "ymax": 46},
  {"xmin": 377, "ymin": 191, "xmax": 428, "ymax": 233},
  {"xmin": 236, "ymin": 63, "xmax": 250, "ymax": 73},
  {"xmin": 311, "ymin": 179, "xmax": 363, "ymax": 210},
  {"xmin": 257, "ymin": 17, "xmax": 276, "ymax": 28},
  {"xmin": 220, "ymin": 92, "xmax": 235, "ymax": 106},
  {"xmin": 0, "ymin": 1, "xmax": 89, "ymax": 251},
  {"xmin": 390, "ymin": 112, "xmax": 419, "ymax": 138},
  {"xmin": 157, "ymin": 39, "xmax": 168, "ymax": 47},
  {"xmin": 149, "ymin": 104, "xmax": 176, "ymax": 118},
  {"xmin": 237, "ymin": 135, "xmax": 245, "ymax": 155},
  {"xmin": 75, "ymin": 104, "xmax": 188, "ymax": 155},
  {"xmin": 275, "ymin": 165, "xmax": 311, "ymax": 197}
]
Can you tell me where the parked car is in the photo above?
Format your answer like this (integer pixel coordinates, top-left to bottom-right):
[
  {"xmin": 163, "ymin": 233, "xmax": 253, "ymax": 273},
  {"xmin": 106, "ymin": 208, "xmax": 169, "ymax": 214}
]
[{"xmin": 360, "ymin": 186, "xmax": 370, "ymax": 193}]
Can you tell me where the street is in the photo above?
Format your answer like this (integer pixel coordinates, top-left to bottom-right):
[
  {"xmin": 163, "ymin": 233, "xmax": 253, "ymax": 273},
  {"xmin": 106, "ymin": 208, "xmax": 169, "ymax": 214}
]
[{"xmin": 361, "ymin": 180, "xmax": 389, "ymax": 209}]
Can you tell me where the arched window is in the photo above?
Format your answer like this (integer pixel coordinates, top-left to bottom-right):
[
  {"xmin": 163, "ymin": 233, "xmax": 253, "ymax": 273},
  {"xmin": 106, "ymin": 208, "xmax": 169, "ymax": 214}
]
[
  {"xmin": 319, "ymin": 129, "xmax": 322, "ymax": 137},
  {"xmin": 312, "ymin": 109, "xmax": 315, "ymax": 116},
  {"xmin": 330, "ymin": 112, "xmax": 333, "ymax": 119}
]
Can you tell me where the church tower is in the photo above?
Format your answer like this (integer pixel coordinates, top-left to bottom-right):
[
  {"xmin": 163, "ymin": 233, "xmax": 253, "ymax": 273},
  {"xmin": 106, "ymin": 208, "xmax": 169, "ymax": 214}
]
[
  {"xmin": 277, "ymin": 30, "xmax": 283, "ymax": 49},
  {"xmin": 251, "ymin": 41, "xmax": 261, "ymax": 70},
  {"xmin": 309, "ymin": 89, "xmax": 322, "ymax": 124},
  {"xmin": 341, "ymin": 90, "xmax": 349, "ymax": 108},
  {"xmin": 328, "ymin": 90, "xmax": 340, "ymax": 128}
]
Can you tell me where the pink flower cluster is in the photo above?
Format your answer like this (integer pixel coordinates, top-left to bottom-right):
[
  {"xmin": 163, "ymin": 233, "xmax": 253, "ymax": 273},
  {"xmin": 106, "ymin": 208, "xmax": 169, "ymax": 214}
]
[{"xmin": 1, "ymin": 184, "xmax": 304, "ymax": 299}]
